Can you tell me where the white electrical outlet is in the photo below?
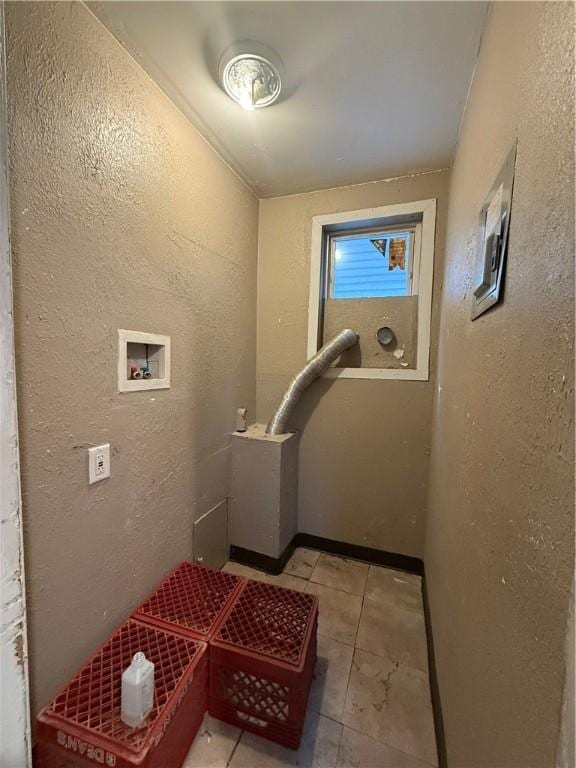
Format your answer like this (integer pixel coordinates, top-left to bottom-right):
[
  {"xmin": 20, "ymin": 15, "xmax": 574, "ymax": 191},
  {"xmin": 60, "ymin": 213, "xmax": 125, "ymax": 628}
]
[{"xmin": 88, "ymin": 444, "xmax": 111, "ymax": 485}]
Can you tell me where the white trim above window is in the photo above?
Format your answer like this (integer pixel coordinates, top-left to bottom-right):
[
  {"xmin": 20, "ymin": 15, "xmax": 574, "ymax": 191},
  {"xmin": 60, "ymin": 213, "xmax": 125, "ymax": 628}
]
[{"xmin": 307, "ymin": 198, "xmax": 437, "ymax": 381}]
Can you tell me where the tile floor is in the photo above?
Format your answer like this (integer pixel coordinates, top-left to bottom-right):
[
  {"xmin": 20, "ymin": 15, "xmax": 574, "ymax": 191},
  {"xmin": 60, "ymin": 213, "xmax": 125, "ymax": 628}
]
[{"xmin": 184, "ymin": 550, "xmax": 437, "ymax": 768}]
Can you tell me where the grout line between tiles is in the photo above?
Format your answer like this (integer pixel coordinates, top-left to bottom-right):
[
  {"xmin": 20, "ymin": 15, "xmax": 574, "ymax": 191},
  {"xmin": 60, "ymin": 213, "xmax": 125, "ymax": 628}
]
[
  {"xmin": 225, "ymin": 728, "xmax": 243, "ymax": 767},
  {"xmin": 350, "ymin": 643, "xmax": 433, "ymax": 680},
  {"xmin": 338, "ymin": 645, "xmax": 354, "ymax": 729},
  {"xmin": 305, "ymin": 579, "xmax": 367, "ymax": 599},
  {"xmin": 308, "ymin": 579, "xmax": 366, "ymax": 598},
  {"xmin": 361, "ymin": 591, "xmax": 426, "ymax": 618},
  {"xmin": 284, "ymin": 571, "xmax": 313, "ymax": 580},
  {"xmin": 334, "ymin": 713, "xmax": 346, "ymax": 768},
  {"xmin": 351, "ymin": 593, "xmax": 364, "ymax": 648},
  {"xmin": 335, "ymin": 721, "xmax": 439, "ymax": 768},
  {"xmin": 338, "ymin": 583, "xmax": 364, "ymax": 748},
  {"xmin": 286, "ymin": 574, "xmax": 309, "ymax": 584}
]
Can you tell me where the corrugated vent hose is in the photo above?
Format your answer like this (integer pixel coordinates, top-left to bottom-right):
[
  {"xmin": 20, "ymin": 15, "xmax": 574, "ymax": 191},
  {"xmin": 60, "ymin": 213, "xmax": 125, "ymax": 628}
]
[{"xmin": 265, "ymin": 328, "xmax": 359, "ymax": 435}]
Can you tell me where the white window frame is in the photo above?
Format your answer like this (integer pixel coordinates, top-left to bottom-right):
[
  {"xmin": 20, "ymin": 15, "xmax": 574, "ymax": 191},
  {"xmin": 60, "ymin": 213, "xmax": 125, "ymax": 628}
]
[{"xmin": 307, "ymin": 198, "xmax": 436, "ymax": 381}]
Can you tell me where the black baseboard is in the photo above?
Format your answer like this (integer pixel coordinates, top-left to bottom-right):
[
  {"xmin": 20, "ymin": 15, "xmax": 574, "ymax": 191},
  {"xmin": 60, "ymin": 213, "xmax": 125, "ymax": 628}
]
[
  {"xmin": 229, "ymin": 533, "xmax": 423, "ymax": 576},
  {"xmin": 229, "ymin": 541, "xmax": 296, "ymax": 576},
  {"xmin": 423, "ymin": 573, "xmax": 447, "ymax": 768},
  {"xmin": 294, "ymin": 532, "xmax": 424, "ymax": 575}
]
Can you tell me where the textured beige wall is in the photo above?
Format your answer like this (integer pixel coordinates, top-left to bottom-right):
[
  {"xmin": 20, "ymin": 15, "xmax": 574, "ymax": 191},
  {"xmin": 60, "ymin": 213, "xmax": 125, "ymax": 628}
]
[
  {"xmin": 425, "ymin": 3, "xmax": 575, "ymax": 765},
  {"xmin": 257, "ymin": 171, "xmax": 448, "ymax": 557},
  {"xmin": 323, "ymin": 296, "xmax": 418, "ymax": 369},
  {"xmin": 6, "ymin": 1, "xmax": 258, "ymax": 715}
]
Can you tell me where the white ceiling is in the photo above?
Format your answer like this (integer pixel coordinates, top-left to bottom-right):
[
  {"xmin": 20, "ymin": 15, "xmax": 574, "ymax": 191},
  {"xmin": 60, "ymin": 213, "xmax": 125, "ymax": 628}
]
[{"xmin": 88, "ymin": 1, "xmax": 487, "ymax": 198}]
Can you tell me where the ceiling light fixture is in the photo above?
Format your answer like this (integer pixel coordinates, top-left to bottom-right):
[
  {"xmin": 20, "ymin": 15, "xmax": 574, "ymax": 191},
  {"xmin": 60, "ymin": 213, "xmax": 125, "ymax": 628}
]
[{"xmin": 219, "ymin": 43, "xmax": 282, "ymax": 111}]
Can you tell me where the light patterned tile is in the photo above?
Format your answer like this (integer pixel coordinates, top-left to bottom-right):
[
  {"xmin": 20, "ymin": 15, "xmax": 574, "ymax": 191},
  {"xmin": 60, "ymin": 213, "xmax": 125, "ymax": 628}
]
[
  {"xmin": 356, "ymin": 597, "xmax": 428, "ymax": 671},
  {"xmin": 310, "ymin": 554, "xmax": 368, "ymax": 596},
  {"xmin": 309, "ymin": 634, "xmax": 354, "ymax": 722},
  {"xmin": 222, "ymin": 561, "xmax": 307, "ymax": 592},
  {"xmin": 305, "ymin": 581, "xmax": 362, "ymax": 645},
  {"xmin": 183, "ymin": 714, "xmax": 240, "ymax": 768},
  {"xmin": 365, "ymin": 566, "xmax": 423, "ymax": 614},
  {"xmin": 229, "ymin": 710, "xmax": 342, "ymax": 768},
  {"xmin": 337, "ymin": 727, "xmax": 433, "ymax": 768},
  {"xmin": 222, "ymin": 561, "xmax": 262, "ymax": 579},
  {"xmin": 343, "ymin": 649, "xmax": 437, "ymax": 766},
  {"xmin": 284, "ymin": 548, "xmax": 321, "ymax": 579}
]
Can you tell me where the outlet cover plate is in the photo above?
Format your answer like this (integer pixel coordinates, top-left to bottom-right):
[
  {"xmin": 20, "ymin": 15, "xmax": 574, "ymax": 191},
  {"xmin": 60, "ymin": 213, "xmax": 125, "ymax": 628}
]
[{"xmin": 88, "ymin": 444, "xmax": 110, "ymax": 484}]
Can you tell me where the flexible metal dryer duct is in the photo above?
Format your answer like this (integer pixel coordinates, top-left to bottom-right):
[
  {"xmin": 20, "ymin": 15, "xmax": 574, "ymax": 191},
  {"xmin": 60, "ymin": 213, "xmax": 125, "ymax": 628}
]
[{"xmin": 265, "ymin": 328, "xmax": 360, "ymax": 435}]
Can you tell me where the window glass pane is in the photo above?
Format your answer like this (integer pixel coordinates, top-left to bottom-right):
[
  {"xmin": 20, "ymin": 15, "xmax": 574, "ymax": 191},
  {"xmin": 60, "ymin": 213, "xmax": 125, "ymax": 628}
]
[{"xmin": 330, "ymin": 232, "xmax": 412, "ymax": 298}]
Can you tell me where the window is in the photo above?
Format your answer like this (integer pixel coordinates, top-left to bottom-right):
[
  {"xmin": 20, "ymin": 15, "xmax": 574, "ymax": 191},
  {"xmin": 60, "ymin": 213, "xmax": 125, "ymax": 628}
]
[
  {"xmin": 307, "ymin": 199, "xmax": 436, "ymax": 381},
  {"xmin": 330, "ymin": 229, "xmax": 415, "ymax": 299}
]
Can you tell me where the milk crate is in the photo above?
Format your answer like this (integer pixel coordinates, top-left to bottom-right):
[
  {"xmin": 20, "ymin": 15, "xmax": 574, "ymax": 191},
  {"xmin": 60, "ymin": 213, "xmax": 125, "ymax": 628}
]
[
  {"xmin": 35, "ymin": 619, "xmax": 207, "ymax": 768},
  {"xmin": 133, "ymin": 561, "xmax": 244, "ymax": 643},
  {"xmin": 209, "ymin": 580, "xmax": 318, "ymax": 749}
]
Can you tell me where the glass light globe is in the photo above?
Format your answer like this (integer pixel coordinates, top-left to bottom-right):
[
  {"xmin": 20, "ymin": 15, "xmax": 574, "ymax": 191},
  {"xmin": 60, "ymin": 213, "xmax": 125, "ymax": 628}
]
[{"xmin": 221, "ymin": 53, "xmax": 281, "ymax": 110}]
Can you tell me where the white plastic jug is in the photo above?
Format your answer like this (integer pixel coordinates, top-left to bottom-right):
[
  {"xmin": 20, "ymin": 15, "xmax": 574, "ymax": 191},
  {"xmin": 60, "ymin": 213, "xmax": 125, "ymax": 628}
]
[{"xmin": 121, "ymin": 651, "xmax": 155, "ymax": 728}]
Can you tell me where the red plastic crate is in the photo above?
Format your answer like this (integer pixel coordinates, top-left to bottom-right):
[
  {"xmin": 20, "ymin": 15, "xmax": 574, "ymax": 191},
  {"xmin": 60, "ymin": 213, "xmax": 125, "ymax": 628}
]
[
  {"xmin": 35, "ymin": 619, "xmax": 207, "ymax": 768},
  {"xmin": 209, "ymin": 580, "xmax": 318, "ymax": 749},
  {"xmin": 133, "ymin": 562, "xmax": 244, "ymax": 642}
]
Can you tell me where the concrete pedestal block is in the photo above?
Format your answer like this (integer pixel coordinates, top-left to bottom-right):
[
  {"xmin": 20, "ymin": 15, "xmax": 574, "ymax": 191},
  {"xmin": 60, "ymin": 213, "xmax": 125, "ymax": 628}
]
[{"xmin": 229, "ymin": 424, "xmax": 298, "ymax": 559}]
